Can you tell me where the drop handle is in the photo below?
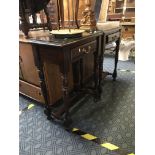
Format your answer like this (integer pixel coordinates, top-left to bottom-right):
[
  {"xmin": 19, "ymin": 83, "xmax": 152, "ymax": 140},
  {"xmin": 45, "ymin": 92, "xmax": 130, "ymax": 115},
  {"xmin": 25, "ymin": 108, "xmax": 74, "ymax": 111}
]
[
  {"xmin": 81, "ymin": 48, "xmax": 86, "ymax": 53},
  {"xmin": 85, "ymin": 46, "xmax": 91, "ymax": 54},
  {"xmin": 83, "ymin": 47, "xmax": 90, "ymax": 54}
]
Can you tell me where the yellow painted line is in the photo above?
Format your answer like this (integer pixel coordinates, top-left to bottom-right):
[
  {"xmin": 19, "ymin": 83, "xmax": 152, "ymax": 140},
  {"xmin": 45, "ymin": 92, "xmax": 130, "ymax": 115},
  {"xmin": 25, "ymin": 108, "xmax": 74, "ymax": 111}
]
[
  {"xmin": 72, "ymin": 128, "xmax": 79, "ymax": 132},
  {"xmin": 71, "ymin": 128, "xmax": 135, "ymax": 154},
  {"xmin": 19, "ymin": 104, "xmax": 35, "ymax": 115},
  {"xmin": 28, "ymin": 104, "xmax": 35, "ymax": 110},
  {"xmin": 81, "ymin": 134, "xmax": 97, "ymax": 140},
  {"xmin": 101, "ymin": 142, "xmax": 119, "ymax": 150}
]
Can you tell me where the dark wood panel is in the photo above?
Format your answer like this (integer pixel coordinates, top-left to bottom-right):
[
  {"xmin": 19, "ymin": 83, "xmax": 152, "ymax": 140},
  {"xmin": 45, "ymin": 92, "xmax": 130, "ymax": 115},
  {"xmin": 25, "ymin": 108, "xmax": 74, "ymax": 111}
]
[
  {"xmin": 43, "ymin": 62, "xmax": 73, "ymax": 104},
  {"xmin": 83, "ymin": 51, "xmax": 94, "ymax": 81},
  {"xmin": 39, "ymin": 47, "xmax": 73, "ymax": 105}
]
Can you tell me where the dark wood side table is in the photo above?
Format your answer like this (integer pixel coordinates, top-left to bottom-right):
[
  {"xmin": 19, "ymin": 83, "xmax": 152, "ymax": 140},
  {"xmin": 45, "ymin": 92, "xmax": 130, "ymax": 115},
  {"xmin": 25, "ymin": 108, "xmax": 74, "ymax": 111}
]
[
  {"xmin": 20, "ymin": 31, "xmax": 103, "ymax": 126},
  {"xmin": 99, "ymin": 27, "xmax": 121, "ymax": 92}
]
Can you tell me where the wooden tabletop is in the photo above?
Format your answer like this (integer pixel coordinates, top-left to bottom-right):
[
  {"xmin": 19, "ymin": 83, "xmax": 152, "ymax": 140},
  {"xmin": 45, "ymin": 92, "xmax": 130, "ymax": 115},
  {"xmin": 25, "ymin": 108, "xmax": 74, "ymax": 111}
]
[{"xmin": 19, "ymin": 30, "xmax": 103, "ymax": 47}]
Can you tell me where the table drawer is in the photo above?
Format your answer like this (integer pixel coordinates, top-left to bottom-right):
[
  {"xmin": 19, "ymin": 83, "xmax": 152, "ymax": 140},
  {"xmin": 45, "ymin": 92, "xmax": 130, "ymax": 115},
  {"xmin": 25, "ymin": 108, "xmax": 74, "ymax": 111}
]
[
  {"xmin": 71, "ymin": 40, "xmax": 97, "ymax": 60},
  {"xmin": 106, "ymin": 32, "xmax": 120, "ymax": 43},
  {"xmin": 19, "ymin": 80, "xmax": 45, "ymax": 103}
]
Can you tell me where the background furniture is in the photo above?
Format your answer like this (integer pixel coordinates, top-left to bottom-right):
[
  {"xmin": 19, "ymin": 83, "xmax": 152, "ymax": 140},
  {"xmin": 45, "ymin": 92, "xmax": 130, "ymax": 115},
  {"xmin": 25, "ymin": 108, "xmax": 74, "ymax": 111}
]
[
  {"xmin": 107, "ymin": 0, "xmax": 135, "ymax": 39},
  {"xmin": 19, "ymin": 0, "xmax": 52, "ymax": 36},
  {"xmin": 120, "ymin": 22, "xmax": 135, "ymax": 39},
  {"xmin": 107, "ymin": 0, "xmax": 135, "ymax": 22},
  {"xmin": 97, "ymin": 25, "xmax": 121, "ymax": 81}
]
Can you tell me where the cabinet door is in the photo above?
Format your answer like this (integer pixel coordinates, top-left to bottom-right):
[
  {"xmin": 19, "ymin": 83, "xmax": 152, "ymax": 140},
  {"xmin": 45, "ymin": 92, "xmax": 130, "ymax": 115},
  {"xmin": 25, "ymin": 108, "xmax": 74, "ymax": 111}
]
[{"xmin": 19, "ymin": 43, "xmax": 40, "ymax": 86}]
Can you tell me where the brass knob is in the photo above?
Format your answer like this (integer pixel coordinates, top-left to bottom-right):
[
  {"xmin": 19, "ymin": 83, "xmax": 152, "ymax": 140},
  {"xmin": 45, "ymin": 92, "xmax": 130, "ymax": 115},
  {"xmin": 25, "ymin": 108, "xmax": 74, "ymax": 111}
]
[{"xmin": 79, "ymin": 48, "xmax": 81, "ymax": 53}]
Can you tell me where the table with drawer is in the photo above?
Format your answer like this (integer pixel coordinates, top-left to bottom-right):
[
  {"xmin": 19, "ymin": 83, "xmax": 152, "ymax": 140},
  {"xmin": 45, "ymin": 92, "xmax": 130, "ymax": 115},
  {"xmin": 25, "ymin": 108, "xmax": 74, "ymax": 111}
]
[
  {"xmin": 19, "ymin": 30, "xmax": 103, "ymax": 125},
  {"xmin": 98, "ymin": 27, "xmax": 121, "ymax": 90}
]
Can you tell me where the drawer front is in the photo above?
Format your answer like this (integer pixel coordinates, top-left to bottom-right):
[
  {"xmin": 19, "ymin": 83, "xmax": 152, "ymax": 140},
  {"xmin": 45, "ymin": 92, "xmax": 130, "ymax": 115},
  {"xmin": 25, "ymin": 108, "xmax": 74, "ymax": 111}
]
[
  {"xmin": 71, "ymin": 40, "xmax": 97, "ymax": 60},
  {"xmin": 106, "ymin": 32, "xmax": 120, "ymax": 43},
  {"xmin": 19, "ymin": 80, "xmax": 45, "ymax": 103}
]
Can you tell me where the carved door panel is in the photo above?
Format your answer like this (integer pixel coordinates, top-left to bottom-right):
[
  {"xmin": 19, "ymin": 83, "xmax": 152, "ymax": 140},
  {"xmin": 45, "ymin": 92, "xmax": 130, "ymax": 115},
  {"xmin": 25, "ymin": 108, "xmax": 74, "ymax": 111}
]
[{"xmin": 19, "ymin": 43, "xmax": 40, "ymax": 86}]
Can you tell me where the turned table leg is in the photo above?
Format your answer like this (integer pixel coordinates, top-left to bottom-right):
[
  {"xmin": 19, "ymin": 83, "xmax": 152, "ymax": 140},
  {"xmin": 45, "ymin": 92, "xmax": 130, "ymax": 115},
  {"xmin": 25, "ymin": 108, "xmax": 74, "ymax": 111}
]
[
  {"xmin": 60, "ymin": 71, "xmax": 72, "ymax": 126},
  {"xmin": 93, "ymin": 48, "xmax": 100, "ymax": 101},
  {"xmin": 32, "ymin": 46, "xmax": 52, "ymax": 120},
  {"xmin": 98, "ymin": 35, "xmax": 105, "ymax": 94},
  {"xmin": 19, "ymin": 0, "xmax": 29, "ymax": 37},
  {"xmin": 98, "ymin": 56, "xmax": 103, "ymax": 93},
  {"xmin": 53, "ymin": 50, "xmax": 72, "ymax": 127},
  {"xmin": 44, "ymin": 6, "xmax": 52, "ymax": 31},
  {"xmin": 113, "ymin": 37, "xmax": 120, "ymax": 81},
  {"xmin": 39, "ymin": 71, "xmax": 52, "ymax": 120}
]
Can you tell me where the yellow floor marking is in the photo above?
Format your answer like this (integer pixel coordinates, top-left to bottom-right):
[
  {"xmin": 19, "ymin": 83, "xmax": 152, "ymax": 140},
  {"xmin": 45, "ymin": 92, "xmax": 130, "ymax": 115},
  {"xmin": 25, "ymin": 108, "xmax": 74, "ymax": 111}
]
[
  {"xmin": 71, "ymin": 128, "xmax": 135, "ymax": 154},
  {"xmin": 28, "ymin": 104, "xmax": 35, "ymax": 110},
  {"xmin": 101, "ymin": 142, "xmax": 119, "ymax": 150},
  {"xmin": 72, "ymin": 128, "xmax": 79, "ymax": 132},
  {"xmin": 81, "ymin": 134, "xmax": 97, "ymax": 140}
]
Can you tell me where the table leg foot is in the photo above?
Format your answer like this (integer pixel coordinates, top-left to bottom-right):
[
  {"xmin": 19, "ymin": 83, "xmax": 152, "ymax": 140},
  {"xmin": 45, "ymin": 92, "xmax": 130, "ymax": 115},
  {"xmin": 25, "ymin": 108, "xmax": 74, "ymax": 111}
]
[
  {"xmin": 44, "ymin": 108, "xmax": 53, "ymax": 120},
  {"xmin": 112, "ymin": 70, "xmax": 117, "ymax": 81},
  {"xmin": 63, "ymin": 114, "xmax": 73, "ymax": 128}
]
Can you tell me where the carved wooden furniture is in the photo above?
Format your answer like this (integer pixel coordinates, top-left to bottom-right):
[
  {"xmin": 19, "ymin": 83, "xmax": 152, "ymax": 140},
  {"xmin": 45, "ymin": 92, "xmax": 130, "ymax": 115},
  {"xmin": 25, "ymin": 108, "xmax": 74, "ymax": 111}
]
[
  {"xmin": 49, "ymin": 0, "xmax": 86, "ymax": 39},
  {"xmin": 107, "ymin": 0, "xmax": 135, "ymax": 22},
  {"xmin": 19, "ymin": 0, "xmax": 52, "ymax": 37},
  {"xmin": 19, "ymin": 30, "xmax": 102, "ymax": 125},
  {"xmin": 107, "ymin": 0, "xmax": 135, "ymax": 39},
  {"xmin": 48, "ymin": 0, "xmax": 80, "ymax": 30},
  {"xmin": 80, "ymin": 0, "xmax": 97, "ymax": 31}
]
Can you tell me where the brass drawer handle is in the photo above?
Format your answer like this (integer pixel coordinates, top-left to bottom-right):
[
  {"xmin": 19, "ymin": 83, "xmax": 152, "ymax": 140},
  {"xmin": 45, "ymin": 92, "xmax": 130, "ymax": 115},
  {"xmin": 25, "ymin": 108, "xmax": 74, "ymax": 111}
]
[
  {"xmin": 78, "ymin": 48, "xmax": 81, "ymax": 53},
  {"xmin": 85, "ymin": 46, "xmax": 91, "ymax": 54},
  {"xmin": 82, "ymin": 48, "xmax": 87, "ymax": 53}
]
